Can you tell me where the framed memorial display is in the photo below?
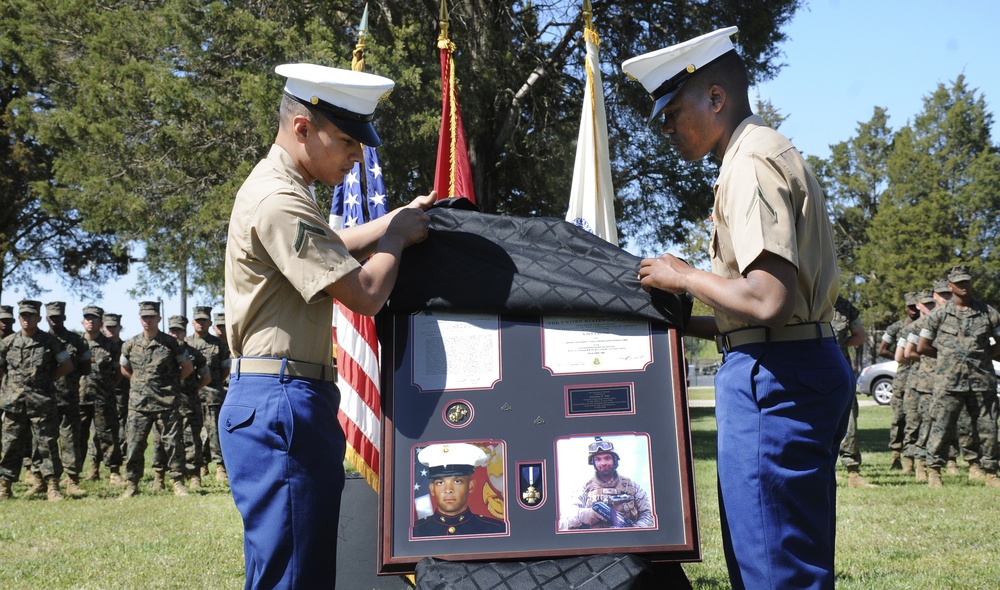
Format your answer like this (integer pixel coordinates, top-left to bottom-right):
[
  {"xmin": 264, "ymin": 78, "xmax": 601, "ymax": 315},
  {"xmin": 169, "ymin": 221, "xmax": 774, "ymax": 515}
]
[{"xmin": 377, "ymin": 310, "xmax": 700, "ymax": 575}]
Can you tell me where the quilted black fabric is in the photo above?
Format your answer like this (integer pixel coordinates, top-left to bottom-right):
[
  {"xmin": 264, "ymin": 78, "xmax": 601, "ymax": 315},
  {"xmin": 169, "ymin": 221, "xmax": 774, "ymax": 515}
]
[
  {"xmin": 414, "ymin": 554, "xmax": 658, "ymax": 590},
  {"xmin": 387, "ymin": 207, "xmax": 691, "ymax": 329}
]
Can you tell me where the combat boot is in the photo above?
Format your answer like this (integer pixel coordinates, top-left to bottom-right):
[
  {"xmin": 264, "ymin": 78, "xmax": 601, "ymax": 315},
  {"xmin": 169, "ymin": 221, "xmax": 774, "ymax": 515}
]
[
  {"xmin": 24, "ymin": 468, "xmax": 41, "ymax": 488},
  {"xmin": 900, "ymin": 456, "xmax": 914, "ymax": 475},
  {"xmin": 968, "ymin": 462, "xmax": 985, "ymax": 480},
  {"xmin": 108, "ymin": 468, "xmax": 125, "ymax": 486},
  {"xmin": 847, "ymin": 466, "xmax": 878, "ymax": 488},
  {"xmin": 189, "ymin": 475, "xmax": 202, "ymax": 491},
  {"xmin": 151, "ymin": 471, "xmax": 165, "ymax": 492},
  {"xmin": 46, "ymin": 477, "xmax": 64, "ymax": 502},
  {"xmin": 173, "ymin": 479, "xmax": 189, "ymax": 497},
  {"xmin": 946, "ymin": 460, "xmax": 960, "ymax": 475},
  {"xmin": 23, "ymin": 476, "xmax": 46, "ymax": 497},
  {"xmin": 985, "ymin": 473, "xmax": 1000, "ymax": 488},
  {"xmin": 200, "ymin": 465, "xmax": 209, "ymax": 478},
  {"xmin": 215, "ymin": 464, "xmax": 228, "ymax": 482},
  {"xmin": 64, "ymin": 475, "xmax": 88, "ymax": 497},
  {"xmin": 120, "ymin": 479, "xmax": 140, "ymax": 499},
  {"xmin": 0, "ymin": 478, "xmax": 12, "ymax": 500},
  {"xmin": 890, "ymin": 450, "xmax": 902, "ymax": 470},
  {"xmin": 928, "ymin": 467, "xmax": 943, "ymax": 488},
  {"xmin": 84, "ymin": 461, "xmax": 100, "ymax": 481},
  {"xmin": 915, "ymin": 459, "xmax": 927, "ymax": 483}
]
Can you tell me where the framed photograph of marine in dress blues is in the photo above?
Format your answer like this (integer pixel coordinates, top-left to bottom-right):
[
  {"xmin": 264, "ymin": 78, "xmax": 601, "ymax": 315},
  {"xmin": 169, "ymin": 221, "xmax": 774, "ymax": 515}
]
[{"xmin": 377, "ymin": 310, "xmax": 699, "ymax": 575}]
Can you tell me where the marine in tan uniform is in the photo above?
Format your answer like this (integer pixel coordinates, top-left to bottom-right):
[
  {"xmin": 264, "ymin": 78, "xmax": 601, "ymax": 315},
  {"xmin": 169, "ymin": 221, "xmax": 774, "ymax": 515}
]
[
  {"xmin": 221, "ymin": 63, "xmax": 431, "ymax": 588},
  {"xmin": 627, "ymin": 27, "xmax": 853, "ymax": 589}
]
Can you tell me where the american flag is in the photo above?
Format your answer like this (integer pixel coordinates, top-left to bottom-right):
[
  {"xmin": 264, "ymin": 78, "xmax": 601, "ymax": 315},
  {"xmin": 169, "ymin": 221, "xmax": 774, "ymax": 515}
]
[{"xmin": 331, "ymin": 145, "xmax": 387, "ymax": 490}]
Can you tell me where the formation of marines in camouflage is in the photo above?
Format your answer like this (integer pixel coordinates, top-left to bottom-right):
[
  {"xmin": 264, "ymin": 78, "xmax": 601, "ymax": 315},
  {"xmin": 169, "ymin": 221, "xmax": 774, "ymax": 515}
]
[
  {"xmin": 0, "ymin": 300, "xmax": 230, "ymax": 501},
  {"xmin": 884, "ymin": 265, "xmax": 1000, "ymax": 488}
]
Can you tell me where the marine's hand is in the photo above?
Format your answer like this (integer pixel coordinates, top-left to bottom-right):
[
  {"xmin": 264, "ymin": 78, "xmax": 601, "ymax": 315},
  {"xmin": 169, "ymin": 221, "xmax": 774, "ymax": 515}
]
[
  {"xmin": 386, "ymin": 206, "xmax": 431, "ymax": 248},
  {"xmin": 638, "ymin": 254, "xmax": 692, "ymax": 295},
  {"xmin": 406, "ymin": 190, "xmax": 437, "ymax": 211},
  {"xmin": 578, "ymin": 507, "xmax": 605, "ymax": 525}
]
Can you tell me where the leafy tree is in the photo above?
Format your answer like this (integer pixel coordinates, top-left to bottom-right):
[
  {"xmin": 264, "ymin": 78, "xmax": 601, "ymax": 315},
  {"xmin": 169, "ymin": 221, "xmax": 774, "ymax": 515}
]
[
  {"xmin": 857, "ymin": 76, "xmax": 1000, "ymax": 322},
  {"xmin": 0, "ymin": 13, "xmax": 129, "ymax": 299},
  {"xmin": 4, "ymin": 0, "xmax": 801, "ymax": 300}
]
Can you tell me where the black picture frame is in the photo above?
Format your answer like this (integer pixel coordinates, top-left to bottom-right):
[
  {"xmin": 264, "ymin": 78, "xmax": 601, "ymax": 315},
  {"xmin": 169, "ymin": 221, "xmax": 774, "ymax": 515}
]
[{"xmin": 377, "ymin": 311, "xmax": 700, "ymax": 575}]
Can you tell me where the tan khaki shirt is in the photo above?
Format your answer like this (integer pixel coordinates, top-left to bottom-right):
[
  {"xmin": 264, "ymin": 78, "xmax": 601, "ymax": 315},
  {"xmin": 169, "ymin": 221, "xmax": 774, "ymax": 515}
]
[
  {"xmin": 710, "ymin": 115, "xmax": 839, "ymax": 333},
  {"xmin": 225, "ymin": 144, "xmax": 361, "ymax": 365}
]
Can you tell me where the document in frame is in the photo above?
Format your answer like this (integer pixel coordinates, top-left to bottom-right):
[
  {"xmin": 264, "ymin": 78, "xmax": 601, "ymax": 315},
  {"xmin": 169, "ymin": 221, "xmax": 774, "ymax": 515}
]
[
  {"xmin": 541, "ymin": 316, "xmax": 652, "ymax": 375},
  {"xmin": 411, "ymin": 311, "xmax": 501, "ymax": 391}
]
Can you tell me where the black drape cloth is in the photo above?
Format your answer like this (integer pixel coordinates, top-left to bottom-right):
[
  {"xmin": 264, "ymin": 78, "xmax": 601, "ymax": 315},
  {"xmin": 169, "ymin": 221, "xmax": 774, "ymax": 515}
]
[{"xmin": 387, "ymin": 206, "xmax": 691, "ymax": 329}]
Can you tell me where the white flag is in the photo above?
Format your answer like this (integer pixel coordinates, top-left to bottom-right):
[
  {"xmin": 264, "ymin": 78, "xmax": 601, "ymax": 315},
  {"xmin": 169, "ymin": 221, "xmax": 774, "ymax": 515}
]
[{"xmin": 566, "ymin": 22, "xmax": 618, "ymax": 246}]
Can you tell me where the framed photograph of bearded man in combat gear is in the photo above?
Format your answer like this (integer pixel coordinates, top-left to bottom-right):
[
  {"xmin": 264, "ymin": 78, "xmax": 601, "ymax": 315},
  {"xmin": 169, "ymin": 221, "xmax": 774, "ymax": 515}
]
[{"xmin": 556, "ymin": 434, "xmax": 656, "ymax": 532}]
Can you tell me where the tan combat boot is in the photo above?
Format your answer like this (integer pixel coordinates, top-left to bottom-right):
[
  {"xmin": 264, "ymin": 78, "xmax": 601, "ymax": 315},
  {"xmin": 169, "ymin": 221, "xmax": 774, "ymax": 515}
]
[
  {"xmin": 900, "ymin": 456, "xmax": 914, "ymax": 475},
  {"xmin": 24, "ymin": 468, "xmax": 41, "ymax": 488},
  {"xmin": 189, "ymin": 475, "xmax": 202, "ymax": 491},
  {"xmin": 23, "ymin": 476, "xmax": 46, "ymax": 497},
  {"xmin": 151, "ymin": 471, "xmax": 165, "ymax": 492},
  {"xmin": 890, "ymin": 450, "xmax": 903, "ymax": 470},
  {"xmin": 120, "ymin": 479, "xmax": 140, "ymax": 499},
  {"xmin": 64, "ymin": 475, "xmax": 88, "ymax": 497},
  {"xmin": 215, "ymin": 464, "xmax": 228, "ymax": 482},
  {"xmin": 200, "ymin": 465, "xmax": 209, "ymax": 478},
  {"xmin": 0, "ymin": 478, "xmax": 12, "ymax": 500},
  {"xmin": 847, "ymin": 466, "xmax": 878, "ymax": 488},
  {"xmin": 173, "ymin": 479, "xmax": 189, "ymax": 497},
  {"xmin": 928, "ymin": 467, "xmax": 944, "ymax": 488},
  {"xmin": 985, "ymin": 473, "xmax": 1000, "ymax": 488},
  {"xmin": 946, "ymin": 460, "xmax": 960, "ymax": 475},
  {"xmin": 84, "ymin": 461, "xmax": 100, "ymax": 481},
  {"xmin": 108, "ymin": 468, "xmax": 125, "ymax": 486},
  {"xmin": 915, "ymin": 459, "xmax": 927, "ymax": 483},
  {"xmin": 968, "ymin": 462, "xmax": 985, "ymax": 480},
  {"xmin": 46, "ymin": 477, "xmax": 64, "ymax": 502}
]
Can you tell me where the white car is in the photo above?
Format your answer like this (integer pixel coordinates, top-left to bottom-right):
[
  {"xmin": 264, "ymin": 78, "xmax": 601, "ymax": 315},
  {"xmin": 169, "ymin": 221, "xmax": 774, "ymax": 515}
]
[{"xmin": 856, "ymin": 361, "xmax": 896, "ymax": 405}]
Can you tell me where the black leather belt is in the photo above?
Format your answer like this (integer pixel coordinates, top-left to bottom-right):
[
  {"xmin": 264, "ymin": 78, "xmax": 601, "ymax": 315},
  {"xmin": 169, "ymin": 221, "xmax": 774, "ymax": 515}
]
[
  {"xmin": 715, "ymin": 322, "xmax": 834, "ymax": 354},
  {"xmin": 234, "ymin": 357, "xmax": 336, "ymax": 382}
]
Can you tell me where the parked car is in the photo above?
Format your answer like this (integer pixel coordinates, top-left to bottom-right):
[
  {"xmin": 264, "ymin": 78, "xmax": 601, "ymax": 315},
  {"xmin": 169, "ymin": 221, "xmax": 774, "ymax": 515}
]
[
  {"xmin": 856, "ymin": 361, "xmax": 897, "ymax": 405},
  {"xmin": 856, "ymin": 359, "xmax": 1000, "ymax": 406}
]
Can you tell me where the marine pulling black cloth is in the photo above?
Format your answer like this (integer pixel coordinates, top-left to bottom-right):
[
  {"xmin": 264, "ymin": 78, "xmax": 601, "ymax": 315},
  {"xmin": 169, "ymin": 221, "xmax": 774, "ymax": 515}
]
[{"xmin": 387, "ymin": 203, "xmax": 692, "ymax": 329}]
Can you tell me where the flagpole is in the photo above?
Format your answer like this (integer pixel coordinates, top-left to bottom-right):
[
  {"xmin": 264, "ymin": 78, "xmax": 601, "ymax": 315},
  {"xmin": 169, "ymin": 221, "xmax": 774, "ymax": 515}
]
[{"xmin": 566, "ymin": 0, "xmax": 619, "ymax": 245}]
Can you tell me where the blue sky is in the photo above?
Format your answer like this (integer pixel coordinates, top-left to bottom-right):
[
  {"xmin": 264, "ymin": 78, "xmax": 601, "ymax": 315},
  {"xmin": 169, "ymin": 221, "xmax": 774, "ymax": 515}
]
[
  {"xmin": 22, "ymin": 0, "xmax": 1000, "ymax": 331},
  {"xmin": 755, "ymin": 0, "xmax": 999, "ymax": 160}
]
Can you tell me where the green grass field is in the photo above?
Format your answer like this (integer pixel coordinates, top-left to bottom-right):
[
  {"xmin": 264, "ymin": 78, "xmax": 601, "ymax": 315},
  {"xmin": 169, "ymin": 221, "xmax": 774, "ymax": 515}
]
[{"xmin": 1, "ymin": 399, "xmax": 998, "ymax": 588}]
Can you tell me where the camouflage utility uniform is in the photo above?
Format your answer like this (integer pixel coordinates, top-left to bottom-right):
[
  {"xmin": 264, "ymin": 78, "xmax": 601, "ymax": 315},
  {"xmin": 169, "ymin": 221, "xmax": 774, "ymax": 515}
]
[
  {"xmin": 921, "ymin": 299, "xmax": 1000, "ymax": 474},
  {"xmin": 45, "ymin": 322, "xmax": 90, "ymax": 481},
  {"xmin": 833, "ymin": 297, "xmax": 863, "ymax": 468},
  {"xmin": 80, "ymin": 331, "xmax": 122, "ymax": 474},
  {"xmin": 0, "ymin": 331, "xmax": 69, "ymax": 484},
  {"xmin": 121, "ymin": 332, "xmax": 190, "ymax": 484},
  {"xmin": 561, "ymin": 475, "xmax": 654, "ymax": 529},
  {"xmin": 883, "ymin": 316, "xmax": 913, "ymax": 456},
  {"xmin": 189, "ymin": 331, "xmax": 229, "ymax": 473}
]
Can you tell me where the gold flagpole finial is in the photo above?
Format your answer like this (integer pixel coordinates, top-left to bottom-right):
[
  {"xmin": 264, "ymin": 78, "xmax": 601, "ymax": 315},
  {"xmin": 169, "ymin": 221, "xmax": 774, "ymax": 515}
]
[
  {"xmin": 352, "ymin": 4, "xmax": 369, "ymax": 72},
  {"xmin": 583, "ymin": 0, "xmax": 594, "ymax": 31},
  {"xmin": 438, "ymin": 0, "xmax": 450, "ymax": 43}
]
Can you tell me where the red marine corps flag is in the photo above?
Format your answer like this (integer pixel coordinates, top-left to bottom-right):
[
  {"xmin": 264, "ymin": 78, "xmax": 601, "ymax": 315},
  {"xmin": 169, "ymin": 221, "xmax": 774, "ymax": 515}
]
[
  {"xmin": 565, "ymin": 0, "xmax": 618, "ymax": 245},
  {"xmin": 433, "ymin": 0, "xmax": 476, "ymax": 203},
  {"xmin": 330, "ymin": 4, "xmax": 384, "ymax": 491}
]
